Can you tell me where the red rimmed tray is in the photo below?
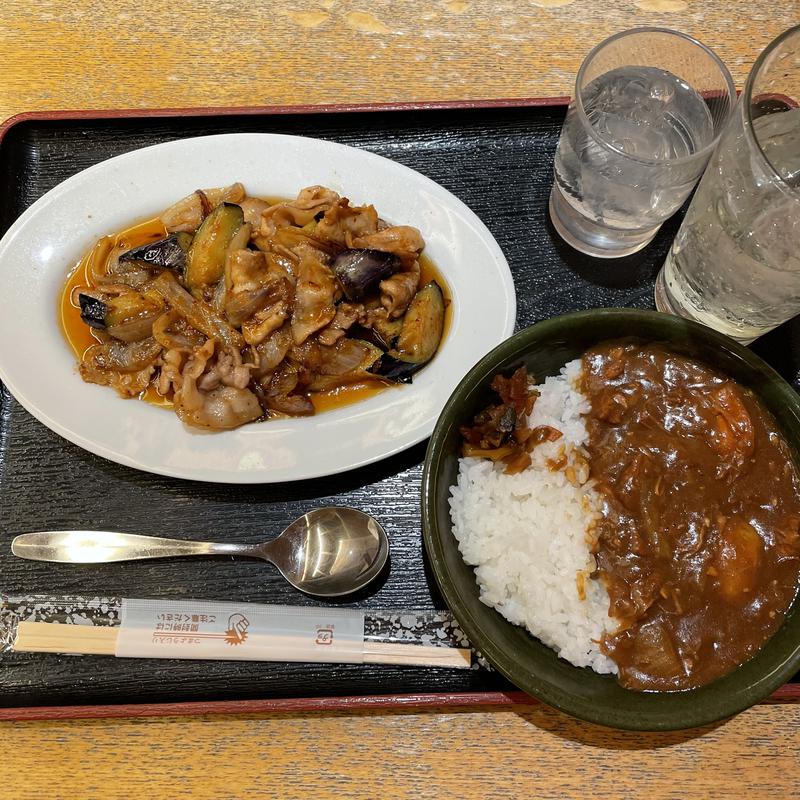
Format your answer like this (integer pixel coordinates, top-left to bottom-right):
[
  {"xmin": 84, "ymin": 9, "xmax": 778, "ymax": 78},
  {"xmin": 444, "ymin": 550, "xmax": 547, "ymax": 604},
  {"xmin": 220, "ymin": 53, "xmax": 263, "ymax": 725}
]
[
  {"xmin": 0, "ymin": 100, "xmax": 797, "ymax": 719},
  {"xmin": 0, "ymin": 684, "xmax": 797, "ymax": 723},
  {"xmin": 0, "ymin": 96, "xmax": 572, "ymax": 140}
]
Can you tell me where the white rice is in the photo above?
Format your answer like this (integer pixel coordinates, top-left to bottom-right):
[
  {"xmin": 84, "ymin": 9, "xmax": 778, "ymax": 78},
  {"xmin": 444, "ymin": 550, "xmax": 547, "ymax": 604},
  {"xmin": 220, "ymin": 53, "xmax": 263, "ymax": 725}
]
[{"xmin": 448, "ymin": 359, "xmax": 618, "ymax": 674}]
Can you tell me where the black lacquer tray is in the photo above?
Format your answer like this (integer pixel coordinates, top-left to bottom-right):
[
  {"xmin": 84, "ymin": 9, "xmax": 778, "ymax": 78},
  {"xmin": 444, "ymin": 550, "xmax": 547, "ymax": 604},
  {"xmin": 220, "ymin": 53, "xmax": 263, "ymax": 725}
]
[{"xmin": 1, "ymin": 101, "xmax": 797, "ymax": 711}]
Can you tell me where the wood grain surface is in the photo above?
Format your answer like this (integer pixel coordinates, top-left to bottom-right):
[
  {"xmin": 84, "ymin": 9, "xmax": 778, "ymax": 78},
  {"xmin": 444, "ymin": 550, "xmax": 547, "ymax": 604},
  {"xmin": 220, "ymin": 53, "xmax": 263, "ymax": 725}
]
[
  {"xmin": 3, "ymin": 701, "xmax": 800, "ymax": 799},
  {"xmin": 2, "ymin": 1, "xmax": 800, "ymax": 797},
  {"xmin": 0, "ymin": 0, "xmax": 796, "ymax": 127}
]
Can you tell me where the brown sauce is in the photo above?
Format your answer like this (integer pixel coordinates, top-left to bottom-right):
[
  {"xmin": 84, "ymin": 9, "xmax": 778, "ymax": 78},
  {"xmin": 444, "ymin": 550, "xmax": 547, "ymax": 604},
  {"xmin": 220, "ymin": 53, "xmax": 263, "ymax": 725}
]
[
  {"xmin": 59, "ymin": 210, "xmax": 451, "ymax": 416},
  {"xmin": 583, "ymin": 341, "xmax": 800, "ymax": 691},
  {"xmin": 60, "ymin": 219, "xmax": 175, "ymax": 408}
]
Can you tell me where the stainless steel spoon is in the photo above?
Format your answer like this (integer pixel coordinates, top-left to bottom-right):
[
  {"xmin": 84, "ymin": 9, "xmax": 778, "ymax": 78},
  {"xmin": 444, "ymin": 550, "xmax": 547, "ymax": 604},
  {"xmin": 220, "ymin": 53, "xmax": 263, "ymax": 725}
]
[{"xmin": 10, "ymin": 507, "xmax": 389, "ymax": 598}]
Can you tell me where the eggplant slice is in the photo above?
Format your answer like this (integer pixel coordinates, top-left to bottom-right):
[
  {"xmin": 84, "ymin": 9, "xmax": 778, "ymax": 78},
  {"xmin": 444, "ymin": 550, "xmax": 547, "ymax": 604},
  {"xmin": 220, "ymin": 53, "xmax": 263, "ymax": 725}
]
[
  {"xmin": 373, "ymin": 281, "xmax": 445, "ymax": 383},
  {"xmin": 78, "ymin": 291, "xmax": 163, "ymax": 342},
  {"xmin": 119, "ymin": 233, "xmax": 192, "ymax": 270},
  {"xmin": 78, "ymin": 293, "xmax": 107, "ymax": 330},
  {"xmin": 375, "ymin": 354, "xmax": 422, "ymax": 384},
  {"xmin": 332, "ymin": 249, "xmax": 400, "ymax": 301},
  {"xmin": 185, "ymin": 203, "xmax": 244, "ymax": 292}
]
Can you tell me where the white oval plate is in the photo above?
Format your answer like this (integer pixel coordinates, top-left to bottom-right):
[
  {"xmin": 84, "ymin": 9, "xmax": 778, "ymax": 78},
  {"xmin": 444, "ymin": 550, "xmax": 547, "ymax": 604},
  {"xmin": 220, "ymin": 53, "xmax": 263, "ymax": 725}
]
[{"xmin": 0, "ymin": 133, "xmax": 515, "ymax": 483}]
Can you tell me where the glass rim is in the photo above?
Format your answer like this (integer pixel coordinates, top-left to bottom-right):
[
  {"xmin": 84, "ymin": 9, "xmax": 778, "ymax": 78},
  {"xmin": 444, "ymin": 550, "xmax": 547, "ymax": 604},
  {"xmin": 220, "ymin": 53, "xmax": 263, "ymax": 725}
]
[
  {"xmin": 573, "ymin": 27, "xmax": 737, "ymax": 167},
  {"xmin": 743, "ymin": 24, "xmax": 800, "ymax": 197}
]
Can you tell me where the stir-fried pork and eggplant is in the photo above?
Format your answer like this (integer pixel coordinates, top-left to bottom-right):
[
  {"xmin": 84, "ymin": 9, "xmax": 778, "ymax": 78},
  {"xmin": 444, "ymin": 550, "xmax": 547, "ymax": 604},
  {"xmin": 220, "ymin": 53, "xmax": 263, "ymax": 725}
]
[{"xmin": 61, "ymin": 184, "xmax": 447, "ymax": 430}]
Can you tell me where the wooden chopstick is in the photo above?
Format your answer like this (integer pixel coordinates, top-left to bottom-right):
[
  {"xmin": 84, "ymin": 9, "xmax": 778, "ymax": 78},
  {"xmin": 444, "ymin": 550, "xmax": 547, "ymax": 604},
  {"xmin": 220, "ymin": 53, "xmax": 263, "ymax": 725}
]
[
  {"xmin": 14, "ymin": 622, "xmax": 118, "ymax": 655},
  {"xmin": 13, "ymin": 622, "xmax": 472, "ymax": 669},
  {"xmin": 363, "ymin": 641, "xmax": 472, "ymax": 668}
]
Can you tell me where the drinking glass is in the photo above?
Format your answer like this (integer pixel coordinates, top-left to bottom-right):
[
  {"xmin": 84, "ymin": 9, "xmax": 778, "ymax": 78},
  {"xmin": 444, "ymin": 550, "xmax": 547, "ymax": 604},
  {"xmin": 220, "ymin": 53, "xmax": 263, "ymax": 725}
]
[
  {"xmin": 550, "ymin": 28, "xmax": 736, "ymax": 258},
  {"xmin": 655, "ymin": 25, "xmax": 800, "ymax": 343}
]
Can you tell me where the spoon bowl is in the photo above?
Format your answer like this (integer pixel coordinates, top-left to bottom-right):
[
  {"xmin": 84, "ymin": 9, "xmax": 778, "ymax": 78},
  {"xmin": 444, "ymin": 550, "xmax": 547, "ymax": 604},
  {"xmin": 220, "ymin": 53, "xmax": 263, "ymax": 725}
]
[
  {"xmin": 10, "ymin": 506, "xmax": 390, "ymax": 599},
  {"xmin": 264, "ymin": 508, "xmax": 390, "ymax": 597}
]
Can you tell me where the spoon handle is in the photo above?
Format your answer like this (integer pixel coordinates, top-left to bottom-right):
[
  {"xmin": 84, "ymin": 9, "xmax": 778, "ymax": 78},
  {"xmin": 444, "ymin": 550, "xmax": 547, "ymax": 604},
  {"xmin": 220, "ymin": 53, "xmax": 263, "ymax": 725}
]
[{"xmin": 11, "ymin": 531, "xmax": 257, "ymax": 564}]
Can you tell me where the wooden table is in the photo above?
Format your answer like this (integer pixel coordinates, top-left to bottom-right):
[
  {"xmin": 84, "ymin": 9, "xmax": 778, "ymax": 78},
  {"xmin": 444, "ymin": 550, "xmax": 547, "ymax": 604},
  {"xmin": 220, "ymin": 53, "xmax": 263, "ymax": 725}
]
[{"xmin": 1, "ymin": 2, "xmax": 799, "ymax": 797}]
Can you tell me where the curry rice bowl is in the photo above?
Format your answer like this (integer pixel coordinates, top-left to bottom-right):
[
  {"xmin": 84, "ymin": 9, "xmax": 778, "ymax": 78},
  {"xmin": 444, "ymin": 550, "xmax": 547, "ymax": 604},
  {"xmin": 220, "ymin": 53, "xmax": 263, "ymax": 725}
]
[{"xmin": 448, "ymin": 359, "xmax": 619, "ymax": 674}]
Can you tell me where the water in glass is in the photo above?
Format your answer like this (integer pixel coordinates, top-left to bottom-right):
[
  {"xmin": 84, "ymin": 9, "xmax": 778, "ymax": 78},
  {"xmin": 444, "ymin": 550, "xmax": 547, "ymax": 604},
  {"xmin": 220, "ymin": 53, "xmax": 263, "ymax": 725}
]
[
  {"xmin": 554, "ymin": 66, "xmax": 714, "ymax": 248},
  {"xmin": 659, "ymin": 109, "xmax": 800, "ymax": 342}
]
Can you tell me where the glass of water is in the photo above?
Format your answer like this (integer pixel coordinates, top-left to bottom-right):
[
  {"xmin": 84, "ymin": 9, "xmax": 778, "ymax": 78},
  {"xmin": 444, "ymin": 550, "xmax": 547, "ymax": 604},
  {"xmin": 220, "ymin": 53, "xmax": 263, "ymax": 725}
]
[
  {"xmin": 550, "ymin": 28, "xmax": 736, "ymax": 258},
  {"xmin": 655, "ymin": 25, "xmax": 800, "ymax": 343}
]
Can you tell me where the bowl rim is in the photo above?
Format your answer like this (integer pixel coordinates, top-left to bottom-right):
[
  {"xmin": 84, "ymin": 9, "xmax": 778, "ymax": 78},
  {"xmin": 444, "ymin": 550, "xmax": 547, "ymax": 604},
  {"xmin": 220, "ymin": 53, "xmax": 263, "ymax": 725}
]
[{"xmin": 421, "ymin": 308, "xmax": 800, "ymax": 731}]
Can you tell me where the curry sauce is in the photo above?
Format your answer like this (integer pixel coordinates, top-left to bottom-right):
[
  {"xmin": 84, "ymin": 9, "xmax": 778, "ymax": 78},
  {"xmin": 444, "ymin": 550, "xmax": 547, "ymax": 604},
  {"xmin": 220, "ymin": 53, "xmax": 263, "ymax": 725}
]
[{"xmin": 583, "ymin": 342, "xmax": 800, "ymax": 691}]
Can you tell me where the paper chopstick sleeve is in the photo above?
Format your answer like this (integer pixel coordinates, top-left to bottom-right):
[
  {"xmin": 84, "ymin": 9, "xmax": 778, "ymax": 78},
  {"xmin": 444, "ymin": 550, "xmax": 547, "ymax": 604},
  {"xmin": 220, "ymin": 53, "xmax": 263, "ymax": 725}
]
[{"xmin": 115, "ymin": 598, "xmax": 366, "ymax": 663}]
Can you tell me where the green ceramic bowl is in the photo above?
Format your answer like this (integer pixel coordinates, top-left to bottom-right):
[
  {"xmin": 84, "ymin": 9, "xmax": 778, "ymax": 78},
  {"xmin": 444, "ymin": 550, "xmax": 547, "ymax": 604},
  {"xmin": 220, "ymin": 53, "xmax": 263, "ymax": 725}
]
[{"xmin": 422, "ymin": 308, "xmax": 800, "ymax": 731}]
